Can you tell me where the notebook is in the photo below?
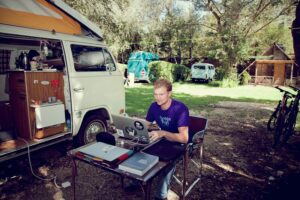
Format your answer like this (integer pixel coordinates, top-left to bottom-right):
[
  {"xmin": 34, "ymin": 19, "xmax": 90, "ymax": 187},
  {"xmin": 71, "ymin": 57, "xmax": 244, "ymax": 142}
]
[
  {"xmin": 78, "ymin": 142, "xmax": 132, "ymax": 162},
  {"xmin": 118, "ymin": 152, "xmax": 159, "ymax": 176},
  {"xmin": 112, "ymin": 115, "xmax": 152, "ymax": 143},
  {"xmin": 142, "ymin": 138, "xmax": 186, "ymax": 161}
]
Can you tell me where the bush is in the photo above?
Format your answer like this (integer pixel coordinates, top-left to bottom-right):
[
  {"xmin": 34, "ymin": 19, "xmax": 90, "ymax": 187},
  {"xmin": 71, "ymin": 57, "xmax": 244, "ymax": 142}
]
[
  {"xmin": 148, "ymin": 61, "xmax": 190, "ymax": 83},
  {"xmin": 173, "ymin": 64, "xmax": 190, "ymax": 82},
  {"xmin": 214, "ymin": 67, "xmax": 239, "ymax": 88},
  {"xmin": 215, "ymin": 67, "xmax": 227, "ymax": 80},
  {"xmin": 208, "ymin": 80, "xmax": 222, "ymax": 87},
  {"xmin": 240, "ymin": 71, "xmax": 251, "ymax": 85},
  {"xmin": 220, "ymin": 78, "xmax": 239, "ymax": 88}
]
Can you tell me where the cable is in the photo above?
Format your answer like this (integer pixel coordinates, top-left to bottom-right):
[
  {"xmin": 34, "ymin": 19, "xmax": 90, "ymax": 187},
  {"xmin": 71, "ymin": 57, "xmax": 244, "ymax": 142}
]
[{"xmin": 19, "ymin": 138, "xmax": 62, "ymax": 188}]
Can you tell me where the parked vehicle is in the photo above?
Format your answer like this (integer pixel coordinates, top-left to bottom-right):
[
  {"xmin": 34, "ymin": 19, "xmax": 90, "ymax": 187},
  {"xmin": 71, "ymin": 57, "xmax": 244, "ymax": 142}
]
[
  {"xmin": 0, "ymin": 0, "xmax": 125, "ymax": 162},
  {"xmin": 127, "ymin": 51, "xmax": 159, "ymax": 82},
  {"xmin": 191, "ymin": 63, "xmax": 215, "ymax": 82}
]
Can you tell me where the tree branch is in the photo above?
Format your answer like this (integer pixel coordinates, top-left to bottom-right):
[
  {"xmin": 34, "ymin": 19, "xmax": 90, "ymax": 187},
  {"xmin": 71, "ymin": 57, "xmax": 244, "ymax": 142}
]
[
  {"xmin": 206, "ymin": 0, "xmax": 222, "ymax": 29},
  {"xmin": 249, "ymin": 3, "xmax": 295, "ymax": 36}
]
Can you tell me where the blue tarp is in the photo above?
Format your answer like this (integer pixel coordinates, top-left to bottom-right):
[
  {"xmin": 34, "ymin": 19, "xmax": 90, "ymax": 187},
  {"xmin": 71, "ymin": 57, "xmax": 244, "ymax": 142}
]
[{"xmin": 127, "ymin": 51, "xmax": 159, "ymax": 81}]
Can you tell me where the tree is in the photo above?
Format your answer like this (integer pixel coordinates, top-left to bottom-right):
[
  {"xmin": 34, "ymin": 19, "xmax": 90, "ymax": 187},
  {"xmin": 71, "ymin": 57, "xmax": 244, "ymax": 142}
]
[
  {"xmin": 292, "ymin": 1, "xmax": 300, "ymax": 66},
  {"xmin": 189, "ymin": 0, "xmax": 296, "ymax": 77}
]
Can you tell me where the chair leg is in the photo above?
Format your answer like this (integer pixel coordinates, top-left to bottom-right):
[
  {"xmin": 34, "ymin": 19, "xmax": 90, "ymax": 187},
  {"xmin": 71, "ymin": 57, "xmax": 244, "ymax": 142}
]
[
  {"xmin": 182, "ymin": 150, "xmax": 188, "ymax": 200},
  {"xmin": 172, "ymin": 140, "xmax": 205, "ymax": 199},
  {"xmin": 199, "ymin": 140, "xmax": 204, "ymax": 176}
]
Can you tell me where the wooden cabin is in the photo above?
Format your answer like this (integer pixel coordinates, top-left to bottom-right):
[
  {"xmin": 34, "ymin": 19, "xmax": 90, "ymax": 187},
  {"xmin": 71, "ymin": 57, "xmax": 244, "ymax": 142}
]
[{"xmin": 243, "ymin": 44, "xmax": 295, "ymax": 86}]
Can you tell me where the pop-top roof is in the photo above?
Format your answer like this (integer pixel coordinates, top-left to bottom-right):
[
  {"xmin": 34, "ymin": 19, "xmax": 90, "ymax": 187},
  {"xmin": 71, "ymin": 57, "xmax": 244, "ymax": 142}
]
[{"xmin": 0, "ymin": 0, "xmax": 103, "ymax": 39}]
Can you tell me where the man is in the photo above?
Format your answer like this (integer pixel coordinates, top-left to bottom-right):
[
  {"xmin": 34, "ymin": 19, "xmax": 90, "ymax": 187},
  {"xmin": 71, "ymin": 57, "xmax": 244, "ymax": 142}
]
[{"xmin": 146, "ymin": 78, "xmax": 189, "ymax": 200}]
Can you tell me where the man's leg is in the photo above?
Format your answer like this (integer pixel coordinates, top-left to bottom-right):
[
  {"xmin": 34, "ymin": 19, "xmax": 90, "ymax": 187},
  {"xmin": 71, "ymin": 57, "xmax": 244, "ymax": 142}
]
[{"xmin": 155, "ymin": 164, "xmax": 176, "ymax": 199}]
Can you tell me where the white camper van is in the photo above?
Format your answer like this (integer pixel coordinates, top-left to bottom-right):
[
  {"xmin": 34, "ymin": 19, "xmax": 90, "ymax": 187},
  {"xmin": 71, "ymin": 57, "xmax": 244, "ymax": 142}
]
[
  {"xmin": 191, "ymin": 63, "xmax": 215, "ymax": 82},
  {"xmin": 0, "ymin": 0, "xmax": 125, "ymax": 162}
]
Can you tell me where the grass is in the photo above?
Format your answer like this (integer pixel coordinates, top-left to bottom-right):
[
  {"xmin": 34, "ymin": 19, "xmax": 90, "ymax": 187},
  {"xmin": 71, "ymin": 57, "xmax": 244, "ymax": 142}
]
[{"xmin": 125, "ymin": 83, "xmax": 283, "ymax": 116}]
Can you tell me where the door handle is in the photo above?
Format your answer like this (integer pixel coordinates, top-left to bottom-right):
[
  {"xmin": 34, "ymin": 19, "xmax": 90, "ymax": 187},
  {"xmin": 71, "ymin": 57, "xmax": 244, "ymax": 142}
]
[{"xmin": 73, "ymin": 87, "xmax": 84, "ymax": 92}]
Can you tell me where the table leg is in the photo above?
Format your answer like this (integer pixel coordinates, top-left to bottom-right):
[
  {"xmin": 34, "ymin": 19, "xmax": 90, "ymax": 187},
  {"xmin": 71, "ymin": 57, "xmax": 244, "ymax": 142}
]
[
  {"xmin": 142, "ymin": 180, "xmax": 152, "ymax": 200},
  {"xmin": 120, "ymin": 175, "xmax": 125, "ymax": 189},
  {"xmin": 72, "ymin": 158, "xmax": 77, "ymax": 200}
]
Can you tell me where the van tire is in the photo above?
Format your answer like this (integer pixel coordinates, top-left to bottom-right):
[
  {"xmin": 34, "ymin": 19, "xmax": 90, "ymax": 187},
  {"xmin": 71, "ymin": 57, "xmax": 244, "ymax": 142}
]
[{"xmin": 75, "ymin": 115, "xmax": 107, "ymax": 146}]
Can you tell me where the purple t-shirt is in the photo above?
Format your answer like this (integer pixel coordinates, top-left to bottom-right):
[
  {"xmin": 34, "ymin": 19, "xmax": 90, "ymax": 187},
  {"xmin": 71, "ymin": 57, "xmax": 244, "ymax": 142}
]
[{"xmin": 146, "ymin": 99, "xmax": 189, "ymax": 133}]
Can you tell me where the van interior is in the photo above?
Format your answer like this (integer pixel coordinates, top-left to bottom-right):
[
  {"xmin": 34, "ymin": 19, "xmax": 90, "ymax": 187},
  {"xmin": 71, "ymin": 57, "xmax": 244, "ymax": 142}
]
[{"xmin": 0, "ymin": 35, "xmax": 72, "ymax": 160}]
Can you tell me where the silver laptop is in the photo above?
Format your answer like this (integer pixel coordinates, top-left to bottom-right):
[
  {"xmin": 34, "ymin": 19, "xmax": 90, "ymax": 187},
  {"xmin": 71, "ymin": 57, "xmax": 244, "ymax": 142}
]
[
  {"xmin": 79, "ymin": 142, "xmax": 132, "ymax": 162},
  {"xmin": 112, "ymin": 115, "xmax": 151, "ymax": 143}
]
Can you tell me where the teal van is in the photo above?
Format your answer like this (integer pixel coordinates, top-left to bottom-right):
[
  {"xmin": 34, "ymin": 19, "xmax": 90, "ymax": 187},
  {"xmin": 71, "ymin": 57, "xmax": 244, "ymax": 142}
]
[{"xmin": 127, "ymin": 51, "xmax": 159, "ymax": 82}]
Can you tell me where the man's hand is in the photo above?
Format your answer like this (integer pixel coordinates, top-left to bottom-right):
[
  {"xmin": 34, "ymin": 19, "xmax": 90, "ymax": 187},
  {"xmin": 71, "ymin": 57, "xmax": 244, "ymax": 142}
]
[
  {"xmin": 149, "ymin": 127, "xmax": 189, "ymax": 144},
  {"xmin": 149, "ymin": 130, "xmax": 164, "ymax": 142}
]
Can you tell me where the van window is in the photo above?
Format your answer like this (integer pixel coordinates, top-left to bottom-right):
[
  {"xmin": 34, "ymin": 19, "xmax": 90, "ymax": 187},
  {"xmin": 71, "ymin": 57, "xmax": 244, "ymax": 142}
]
[
  {"xmin": 71, "ymin": 45, "xmax": 116, "ymax": 72},
  {"xmin": 194, "ymin": 65, "xmax": 206, "ymax": 70},
  {"xmin": 0, "ymin": 36, "xmax": 65, "ymax": 72},
  {"xmin": 0, "ymin": 49, "xmax": 11, "ymax": 74}
]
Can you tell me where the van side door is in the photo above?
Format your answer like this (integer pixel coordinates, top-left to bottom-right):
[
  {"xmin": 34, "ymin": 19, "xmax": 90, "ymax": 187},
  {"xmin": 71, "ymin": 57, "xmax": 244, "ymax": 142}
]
[{"xmin": 63, "ymin": 42, "xmax": 125, "ymax": 134}]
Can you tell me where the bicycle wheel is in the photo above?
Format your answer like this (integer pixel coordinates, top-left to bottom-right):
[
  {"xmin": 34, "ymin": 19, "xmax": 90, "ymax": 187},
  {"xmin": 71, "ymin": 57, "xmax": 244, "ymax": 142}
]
[
  {"xmin": 267, "ymin": 101, "xmax": 281, "ymax": 131},
  {"xmin": 272, "ymin": 103, "xmax": 291, "ymax": 148},
  {"xmin": 273, "ymin": 113, "xmax": 285, "ymax": 148},
  {"xmin": 281, "ymin": 107, "xmax": 298, "ymax": 145}
]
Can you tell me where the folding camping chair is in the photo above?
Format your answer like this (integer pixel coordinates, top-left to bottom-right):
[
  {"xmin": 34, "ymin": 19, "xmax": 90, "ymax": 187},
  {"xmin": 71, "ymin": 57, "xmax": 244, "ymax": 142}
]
[{"xmin": 172, "ymin": 115, "xmax": 208, "ymax": 199}]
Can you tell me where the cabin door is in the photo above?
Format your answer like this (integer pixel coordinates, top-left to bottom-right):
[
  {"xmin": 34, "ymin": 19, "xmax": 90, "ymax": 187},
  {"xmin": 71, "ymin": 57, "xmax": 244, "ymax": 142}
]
[{"xmin": 273, "ymin": 63, "xmax": 285, "ymax": 85}]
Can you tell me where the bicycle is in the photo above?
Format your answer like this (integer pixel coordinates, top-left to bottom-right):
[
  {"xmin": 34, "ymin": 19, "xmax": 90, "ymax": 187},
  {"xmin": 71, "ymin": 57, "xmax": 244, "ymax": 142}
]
[
  {"xmin": 280, "ymin": 85, "xmax": 300, "ymax": 146},
  {"xmin": 267, "ymin": 86, "xmax": 294, "ymax": 131},
  {"xmin": 267, "ymin": 86, "xmax": 298, "ymax": 147}
]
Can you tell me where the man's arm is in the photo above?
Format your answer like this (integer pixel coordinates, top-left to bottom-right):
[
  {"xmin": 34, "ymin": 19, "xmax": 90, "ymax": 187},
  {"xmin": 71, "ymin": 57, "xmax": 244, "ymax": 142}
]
[{"xmin": 148, "ymin": 126, "xmax": 189, "ymax": 144}]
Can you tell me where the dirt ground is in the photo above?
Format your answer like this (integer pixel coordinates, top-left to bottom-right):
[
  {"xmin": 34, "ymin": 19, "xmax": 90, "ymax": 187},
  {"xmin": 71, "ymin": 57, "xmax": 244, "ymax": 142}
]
[{"xmin": 1, "ymin": 101, "xmax": 300, "ymax": 200}]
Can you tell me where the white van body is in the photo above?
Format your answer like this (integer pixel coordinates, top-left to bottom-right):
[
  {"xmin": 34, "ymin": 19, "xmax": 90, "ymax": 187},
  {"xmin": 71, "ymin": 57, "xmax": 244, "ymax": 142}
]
[
  {"xmin": 0, "ymin": 0, "xmax": 125, "ymax": 162},
  {"xmin": 191, "ymin": 63, "xmax": 215, "ymax": 82}
]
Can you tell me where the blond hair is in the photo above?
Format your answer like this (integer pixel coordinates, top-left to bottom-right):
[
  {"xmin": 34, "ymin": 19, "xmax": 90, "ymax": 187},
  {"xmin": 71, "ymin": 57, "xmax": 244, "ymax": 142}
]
[{"xmin": 153, "ymin": 78, "xmax": 172, "ymax": 91}]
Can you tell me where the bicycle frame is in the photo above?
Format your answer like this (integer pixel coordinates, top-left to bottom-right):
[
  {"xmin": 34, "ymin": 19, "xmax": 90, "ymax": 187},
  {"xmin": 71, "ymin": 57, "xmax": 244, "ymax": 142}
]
[
  {"xmin": 281, "ymin": 86, "xmax": 300, "ymax": 145},
  {"xmin": 268, "ymin": 86, "xmax": 296, "ymax": 148},
  {"xmin": 267, "ymin": 87, "xmax": 293, "ymax": 132}
]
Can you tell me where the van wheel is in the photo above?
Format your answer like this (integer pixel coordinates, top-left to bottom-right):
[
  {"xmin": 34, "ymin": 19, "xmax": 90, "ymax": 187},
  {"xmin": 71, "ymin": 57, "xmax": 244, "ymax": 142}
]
[{"xmin": 75, "ymin": 115, "xmax": 107, "ymax": 146}]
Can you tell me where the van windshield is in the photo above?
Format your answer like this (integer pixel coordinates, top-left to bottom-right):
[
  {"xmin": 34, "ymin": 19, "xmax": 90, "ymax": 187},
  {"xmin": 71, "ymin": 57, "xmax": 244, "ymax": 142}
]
[{"xmin": 194, "ymin": 65, "xmax": 205, "ymax": 70}]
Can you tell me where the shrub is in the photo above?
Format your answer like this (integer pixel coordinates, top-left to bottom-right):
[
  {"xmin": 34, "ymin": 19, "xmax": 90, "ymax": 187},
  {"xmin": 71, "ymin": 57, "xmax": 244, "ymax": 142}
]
[
  {"xmin": 208, "ymin": 80, "xmax": 222, "ymax": 87},
  {"xmin": 240, "ymin": 71, "xmax": 251, "ymax": 85},
  {"xmin": 215, "ymin": 67, "xmax": 227, "ymax": 80},
  {"xmin": 148, "ymin": 61, "xmax": 190, "ymax": 83},
  {"xmin": 173, "ymin": 64, "xmax": 190, "ymax": 82},
  {"xmin": 220, "ymin": 78, "xmax": 239, "ymax": 88},
  {"xmin": 215, "ymin": 67, "xmax": 239, "ymax": 88},
  {"xmin": 149, "ymin": 61, "xmax": 174, "ymax": 82}
]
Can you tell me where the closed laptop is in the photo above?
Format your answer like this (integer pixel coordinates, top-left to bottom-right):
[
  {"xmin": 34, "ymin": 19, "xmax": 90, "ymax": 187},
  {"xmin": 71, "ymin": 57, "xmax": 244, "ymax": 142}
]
[{"xmin": 142, "ymin": 138, "xmax": 186, "ymax": 161}]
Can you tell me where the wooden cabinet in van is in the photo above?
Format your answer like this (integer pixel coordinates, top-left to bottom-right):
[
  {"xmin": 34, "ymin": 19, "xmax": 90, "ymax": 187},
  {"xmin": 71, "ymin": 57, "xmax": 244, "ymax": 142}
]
[{"xmin": 8, "ymin": 71, "xmax": 65, "ymax": 139}]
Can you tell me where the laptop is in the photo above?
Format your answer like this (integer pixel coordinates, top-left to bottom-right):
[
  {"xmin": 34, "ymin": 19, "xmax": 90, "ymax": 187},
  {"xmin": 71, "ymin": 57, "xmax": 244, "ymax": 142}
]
[
  {"xmin": 112, "ymin": 115, "xmax": 152, "ymax": 143},
  {"xmin": 142, "ymin": 138, "xmax": 186, "ymax": 161},
  {"xmin": 79, "ymin": 142, "xmax": 132, "ymax": 162}
]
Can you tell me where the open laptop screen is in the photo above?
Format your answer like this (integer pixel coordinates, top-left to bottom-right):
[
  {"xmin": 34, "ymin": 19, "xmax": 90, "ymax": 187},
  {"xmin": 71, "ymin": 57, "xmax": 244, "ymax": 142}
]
[{"xmin": 112, "ymin": 115, "xmax": 150, "ymax": 143}]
